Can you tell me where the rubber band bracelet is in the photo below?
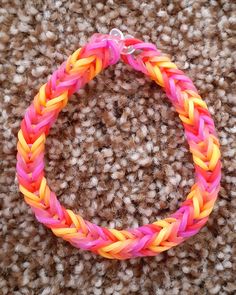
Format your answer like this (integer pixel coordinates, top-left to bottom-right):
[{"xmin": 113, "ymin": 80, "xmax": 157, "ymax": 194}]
[{"xmin": 16, "ymin": 29, "xmax": 222, "ymax": 260}]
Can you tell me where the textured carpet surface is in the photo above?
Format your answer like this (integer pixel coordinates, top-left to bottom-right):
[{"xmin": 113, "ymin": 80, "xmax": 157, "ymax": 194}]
[{"xmin": 0, "ymin": 0, "xmax": 236, "ymax": 294}]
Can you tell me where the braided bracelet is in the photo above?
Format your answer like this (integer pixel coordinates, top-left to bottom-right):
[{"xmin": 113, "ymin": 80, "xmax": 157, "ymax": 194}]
[{"xmin": 16, "ymin": 29, "xmax": 222, "ymax": 260}]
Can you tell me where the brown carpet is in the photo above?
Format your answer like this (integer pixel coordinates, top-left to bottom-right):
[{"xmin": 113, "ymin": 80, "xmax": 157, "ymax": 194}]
[{"xmin": 0, "ymin": 0, "xmax": 236, "ymax": 294}]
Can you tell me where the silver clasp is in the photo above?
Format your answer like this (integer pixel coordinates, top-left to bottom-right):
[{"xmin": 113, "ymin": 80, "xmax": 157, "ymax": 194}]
[{"xmin": 109, "ymin": 28, "xmax": 135, "ymax": 55}]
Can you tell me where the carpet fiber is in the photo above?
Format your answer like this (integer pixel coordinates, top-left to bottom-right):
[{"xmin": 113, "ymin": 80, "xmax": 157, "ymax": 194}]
[{"xmin": 0, "ymin": 0, "xmax": 236, "ymax": 294}]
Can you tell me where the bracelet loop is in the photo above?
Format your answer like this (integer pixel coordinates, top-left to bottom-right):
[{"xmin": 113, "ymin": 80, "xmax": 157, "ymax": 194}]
[{"xmin": 16, "ymin": 30, "xmax": 221, "ymax": 260}]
